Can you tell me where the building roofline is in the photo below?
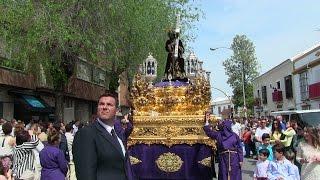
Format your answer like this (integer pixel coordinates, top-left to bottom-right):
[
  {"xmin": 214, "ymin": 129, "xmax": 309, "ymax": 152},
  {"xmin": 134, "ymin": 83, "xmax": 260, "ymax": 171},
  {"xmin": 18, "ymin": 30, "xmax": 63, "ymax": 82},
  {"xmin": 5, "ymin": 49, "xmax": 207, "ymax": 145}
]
[
  {"xmin": 254, "ymin": 59, "xmax": 292, "ymax": 81},
  {"xmin": 292, "ymin": 42, "xmax": 320, "ymax": 62},
  {"xmin": 254, "ymin": 42, "xmax": 320, "ymax": 82}
]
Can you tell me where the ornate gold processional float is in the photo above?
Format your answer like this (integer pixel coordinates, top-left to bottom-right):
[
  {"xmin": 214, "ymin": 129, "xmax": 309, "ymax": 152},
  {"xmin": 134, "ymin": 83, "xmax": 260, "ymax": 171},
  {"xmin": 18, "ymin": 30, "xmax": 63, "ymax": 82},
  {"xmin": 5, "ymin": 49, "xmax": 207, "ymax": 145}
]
[
  {"xmin": 126, "ymin": 14, "xmax": 217, "ymax": 180},
  {"xmin": 127, "ymin": 55, "xmax": 218, "ymax": 179},
  {"xmin": 129, "ymin": 72, "xmax": 216, "ymax": 148}
]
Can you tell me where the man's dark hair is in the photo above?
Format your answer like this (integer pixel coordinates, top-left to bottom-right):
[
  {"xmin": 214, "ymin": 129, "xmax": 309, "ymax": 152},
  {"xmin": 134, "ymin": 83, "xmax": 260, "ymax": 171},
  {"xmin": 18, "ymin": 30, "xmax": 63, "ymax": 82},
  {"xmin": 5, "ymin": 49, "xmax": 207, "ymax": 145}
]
[
  {"xmin": 53, "ymin": 122, "xmax": 61, "ymax": 131},
  {"xmin": 259, "ymin": 148, "xmax": 270, "ymax": 158},
  {"xmin": 0, "ymin": 160, "xmax": 5, "ymax": 176},
  {"xmin": 98, "ymin": 92, "xmax": 118, "ymax": 106},
  {"xmin": 2, "ymin": 122, "xmax": 12, "ymax": 135},
  {"xmin": 65, "ymin": 123, "xmax": 73, "ymax": 132},
  {"xmin": 273, "ymin": 143, "xmax": 285, "ymax": 154},
  {"xmin": 285, "ymin": 150, "xmax": 295, "ymax": 161},
  {"xmin": 262, "ymin": 133, "xmax": 270, "ymax": 141},
  {"xmin": 40, "ymin": 122, "xmax": 49, "ymax": 133},
  {"xmin": 290, "ymin": 118, "xmax": 297, "ymax": 123},
  {"xmin": 16, "ymin": 130, "xmax": 31, "ymax": 145}
]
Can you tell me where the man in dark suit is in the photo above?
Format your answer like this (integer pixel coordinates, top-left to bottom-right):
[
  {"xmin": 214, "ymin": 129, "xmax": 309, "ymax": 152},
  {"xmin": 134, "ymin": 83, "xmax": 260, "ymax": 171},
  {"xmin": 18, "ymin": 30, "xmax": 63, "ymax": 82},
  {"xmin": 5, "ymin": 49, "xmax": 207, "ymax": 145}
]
[{"xmin": 73, "ymin": 93, "xmax": 134, "ymax": 180}]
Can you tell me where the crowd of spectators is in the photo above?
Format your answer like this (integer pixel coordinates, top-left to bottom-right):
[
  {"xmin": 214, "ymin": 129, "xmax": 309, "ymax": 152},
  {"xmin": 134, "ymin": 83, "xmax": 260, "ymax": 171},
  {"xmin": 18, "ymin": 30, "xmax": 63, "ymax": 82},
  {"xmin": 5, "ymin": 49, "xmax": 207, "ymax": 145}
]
[
  {"xmin": 0, "ymin": 118, "xmax": 85, "ymax": 180},
  {"xmin": 228, "ymin": 115, "xmax": 320, "ymax": 180}
]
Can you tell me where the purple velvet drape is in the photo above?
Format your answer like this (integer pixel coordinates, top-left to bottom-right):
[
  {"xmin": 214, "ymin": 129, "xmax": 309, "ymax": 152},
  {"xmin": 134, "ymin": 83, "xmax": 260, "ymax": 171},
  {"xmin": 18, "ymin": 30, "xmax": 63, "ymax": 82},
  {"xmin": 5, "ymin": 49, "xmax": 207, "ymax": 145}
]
[{"xmin": 128, "ymin": 144, "xmax": 215, "ymax": 180}]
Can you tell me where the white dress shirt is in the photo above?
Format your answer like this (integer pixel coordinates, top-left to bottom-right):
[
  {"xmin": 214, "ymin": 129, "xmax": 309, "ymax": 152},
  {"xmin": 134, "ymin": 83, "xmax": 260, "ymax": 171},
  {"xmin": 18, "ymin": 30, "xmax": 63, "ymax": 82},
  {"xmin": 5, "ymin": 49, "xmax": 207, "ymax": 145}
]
[
  {"xmin": 254, "ymin": 159, "xmax": 270, "ymax": 178},
  {"xmin": 65, "ymin": 132, "xmax": 74, "ymax": 161},
  {"xmin": 72, "ymin": 124, "xmax": 78, "ymax": 135},
  {"xmin": 97, "ymin": 119, "xmax": 126, "ymax": 157}
]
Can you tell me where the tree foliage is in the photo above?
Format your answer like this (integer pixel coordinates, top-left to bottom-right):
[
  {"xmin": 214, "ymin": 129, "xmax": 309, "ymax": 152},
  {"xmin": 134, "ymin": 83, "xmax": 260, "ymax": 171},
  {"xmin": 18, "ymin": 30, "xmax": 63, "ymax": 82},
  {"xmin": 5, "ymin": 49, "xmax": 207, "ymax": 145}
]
[
  {"xmin": 223, "ymin": 35, "xmax": 260, "ymax": 112},
  {"xmin": 0, "ymin": 0, "xmax": 201, "ymax": 120},
  {"xmin": 0, "ymin": 0, "xmax": 201, "ymax": 90}
]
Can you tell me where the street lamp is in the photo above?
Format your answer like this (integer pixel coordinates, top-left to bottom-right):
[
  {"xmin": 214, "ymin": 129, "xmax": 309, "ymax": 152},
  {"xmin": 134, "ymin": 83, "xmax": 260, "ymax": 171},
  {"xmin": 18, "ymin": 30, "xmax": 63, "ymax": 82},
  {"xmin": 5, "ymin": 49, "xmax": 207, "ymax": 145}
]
[
  {"xmin": 210, "ymin": 86, "xmax": 234, "ymax": 119},
  {"xmin": 209, "ymin": 47, "xmax": 232, "ymax": 51},
  {"xmin": 210, "ymin": 47, "xmax": 247, "ymax": 118}
]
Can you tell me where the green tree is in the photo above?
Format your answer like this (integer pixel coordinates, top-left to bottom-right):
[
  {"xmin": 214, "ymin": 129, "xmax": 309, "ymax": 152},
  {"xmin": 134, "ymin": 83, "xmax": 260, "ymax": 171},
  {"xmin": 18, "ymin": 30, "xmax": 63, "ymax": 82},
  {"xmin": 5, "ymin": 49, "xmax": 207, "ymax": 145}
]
[
  {"xmin": 223, "ymin": 35, "xmax": 259, "ymax": 114},
  {"xmin": 0, "ymin": 0, "xmax": 201, "ymax": 120},
  {"xmin": 101, "ymin": 0, "xmax": 202, "ymax": 89}
]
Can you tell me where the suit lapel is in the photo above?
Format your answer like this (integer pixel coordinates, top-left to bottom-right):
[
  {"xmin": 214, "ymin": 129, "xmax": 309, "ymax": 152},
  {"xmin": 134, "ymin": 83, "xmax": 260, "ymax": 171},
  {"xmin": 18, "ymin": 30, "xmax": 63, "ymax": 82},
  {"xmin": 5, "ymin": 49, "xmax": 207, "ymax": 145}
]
[{"xmin": 94, "ymin": 121, "xmax": 125, "ymax": 159}]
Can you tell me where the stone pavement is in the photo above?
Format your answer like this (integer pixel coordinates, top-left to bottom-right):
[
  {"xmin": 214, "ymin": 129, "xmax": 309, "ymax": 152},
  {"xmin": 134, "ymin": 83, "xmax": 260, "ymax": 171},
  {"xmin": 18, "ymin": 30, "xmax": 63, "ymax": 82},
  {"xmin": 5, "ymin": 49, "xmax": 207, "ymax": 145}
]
[
  {"xmin": 241, "ymin": 158, "xmax": 256, "ymax": 179},
  {"xmin": 213, "ymin": 157, "xmax": 257, "ymax": 180}
]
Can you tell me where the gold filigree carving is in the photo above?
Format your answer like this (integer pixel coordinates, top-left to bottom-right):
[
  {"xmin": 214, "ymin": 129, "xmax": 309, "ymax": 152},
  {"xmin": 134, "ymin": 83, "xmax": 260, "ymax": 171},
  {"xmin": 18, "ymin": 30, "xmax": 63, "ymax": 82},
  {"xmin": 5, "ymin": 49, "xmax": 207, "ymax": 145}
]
[
  {"xmin": 198, "ymin": 157, "xmax": 211, "ymax": 167},
  {"xmin": 131, "ymin": 74, "xmax": 211, "ymax": 116},
  {"xmin": 129, "ymin": 156, "xmax": 142, "ymax": 165},
  {"xmin": 155, "ymin": 153, "xmax": 183, "ymax": 172},
  {"xmin": 128, "ymin": 115, "xmax": 217, "ymax": 149},
  {"xmin": 129, "ymin": 72, "xmax": 217, "ymax": 148}
]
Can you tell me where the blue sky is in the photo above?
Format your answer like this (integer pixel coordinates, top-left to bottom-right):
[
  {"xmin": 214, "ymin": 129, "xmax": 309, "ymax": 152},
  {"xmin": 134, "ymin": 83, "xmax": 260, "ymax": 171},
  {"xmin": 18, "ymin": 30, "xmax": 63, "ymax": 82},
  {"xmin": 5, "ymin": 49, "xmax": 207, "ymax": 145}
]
[{"xmin": 190, "ymin": 0, "xmax": 320, "ymax": 99}]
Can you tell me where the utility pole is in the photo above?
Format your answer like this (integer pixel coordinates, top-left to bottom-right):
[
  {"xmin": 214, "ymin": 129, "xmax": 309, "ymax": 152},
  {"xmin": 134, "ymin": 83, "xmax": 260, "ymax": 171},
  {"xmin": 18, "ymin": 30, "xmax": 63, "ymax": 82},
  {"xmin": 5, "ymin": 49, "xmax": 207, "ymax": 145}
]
[
  {"xmin": 241, "ymin": 60, "xmax": 247, "ymax": 118},
  {"xmin": 210, "ymin": 47, "xmax": 247, "ymax": 118}
]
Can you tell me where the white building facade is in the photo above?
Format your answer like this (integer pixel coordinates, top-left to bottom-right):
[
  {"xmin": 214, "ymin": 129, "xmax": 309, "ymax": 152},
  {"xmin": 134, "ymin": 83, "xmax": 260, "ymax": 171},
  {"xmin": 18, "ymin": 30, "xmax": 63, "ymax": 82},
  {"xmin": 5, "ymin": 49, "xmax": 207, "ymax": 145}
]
[
  {"xmin": 211, "ymin": 97, "xmax": 234, "ymax": 119},
  {"xmin": 293, "ymin": 43, "xmax": 320, "ymax": 110},
  {"xmin": 253, "ymin": 59, "xmax": 295, "ymax": 117}
]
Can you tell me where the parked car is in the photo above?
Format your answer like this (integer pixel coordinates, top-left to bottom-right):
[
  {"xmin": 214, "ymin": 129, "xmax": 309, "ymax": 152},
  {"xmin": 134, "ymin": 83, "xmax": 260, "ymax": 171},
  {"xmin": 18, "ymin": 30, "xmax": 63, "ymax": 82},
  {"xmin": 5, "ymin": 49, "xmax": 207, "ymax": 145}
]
[{"xmin": 271, "ymin": 109, "xmax": 320, "ymax": 128}]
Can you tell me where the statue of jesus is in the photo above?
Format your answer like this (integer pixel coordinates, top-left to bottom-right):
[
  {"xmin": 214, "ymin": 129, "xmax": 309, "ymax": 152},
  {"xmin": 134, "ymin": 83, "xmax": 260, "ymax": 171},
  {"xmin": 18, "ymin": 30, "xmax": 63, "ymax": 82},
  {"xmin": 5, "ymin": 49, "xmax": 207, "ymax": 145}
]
[{"xmin": 164, "ymin": 30, "xmax": 186, "ymax": 82}]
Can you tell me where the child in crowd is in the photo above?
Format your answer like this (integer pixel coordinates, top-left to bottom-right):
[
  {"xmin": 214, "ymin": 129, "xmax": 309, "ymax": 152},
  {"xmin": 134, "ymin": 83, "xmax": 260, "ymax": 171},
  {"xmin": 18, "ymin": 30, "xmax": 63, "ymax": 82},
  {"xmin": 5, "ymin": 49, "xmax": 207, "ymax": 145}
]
[
  {"xmin": 267, "ymin": 143, "xmax": 295, "ymax": 180},
  {"xmin": 258, "ymin": 133, "xmax": 273, "ymax": 161},
  {"xmin": 0, "ymin": 162, "xmax": 12, "ymax": 180},
  {"xmin": 285, "ymin": 150, "xmax": 300, "ymax": 180},
  {"xmin": 254, "ymin": 148, "xmax": 270, "ymax": 180}
]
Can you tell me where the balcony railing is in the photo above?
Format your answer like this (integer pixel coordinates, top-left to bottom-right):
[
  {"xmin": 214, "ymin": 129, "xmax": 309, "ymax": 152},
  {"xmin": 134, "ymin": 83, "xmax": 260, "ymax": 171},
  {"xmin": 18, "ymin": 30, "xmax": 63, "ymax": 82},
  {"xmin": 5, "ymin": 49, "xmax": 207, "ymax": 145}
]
[
  {"xmin": 272, "ymin": 90, "xmax": 283, "ymax": 102},
  {"xmin": 309, "ymin": 82, "xmax": 320, "ymax": 99}
]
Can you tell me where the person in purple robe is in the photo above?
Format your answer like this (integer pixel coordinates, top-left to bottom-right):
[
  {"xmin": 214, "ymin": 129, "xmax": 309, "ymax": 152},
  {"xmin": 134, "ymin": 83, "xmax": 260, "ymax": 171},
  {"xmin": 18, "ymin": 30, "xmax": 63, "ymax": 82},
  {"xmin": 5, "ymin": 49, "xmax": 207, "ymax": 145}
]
[
  {"xmin": 204, "ymin": 113, "xmax": 243, "ymax": 180},
  {"xmin": 40, "ymin": 129, "xmax": 68, "ymax": 180},
  {"xmin": 115, "ymin": 113, "xmax": 133, "ymax": 148}
]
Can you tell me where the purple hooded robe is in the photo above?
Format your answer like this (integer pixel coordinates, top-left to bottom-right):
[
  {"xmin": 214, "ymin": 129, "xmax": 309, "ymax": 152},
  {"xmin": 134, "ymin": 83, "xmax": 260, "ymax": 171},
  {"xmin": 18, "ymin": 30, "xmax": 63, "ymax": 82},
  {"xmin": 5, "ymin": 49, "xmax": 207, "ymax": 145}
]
[{"xmin": 204, "ymin": 120, "xmax": 243, "ymax": 180}]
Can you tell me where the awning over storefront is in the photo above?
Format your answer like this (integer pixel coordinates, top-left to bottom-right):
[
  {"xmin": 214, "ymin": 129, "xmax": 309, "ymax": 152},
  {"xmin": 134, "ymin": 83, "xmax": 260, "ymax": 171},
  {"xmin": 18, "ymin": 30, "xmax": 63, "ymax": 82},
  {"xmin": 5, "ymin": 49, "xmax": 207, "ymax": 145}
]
[{"xmin": 9, "ymin": 90, "xmax": 54, "ymax": 113}]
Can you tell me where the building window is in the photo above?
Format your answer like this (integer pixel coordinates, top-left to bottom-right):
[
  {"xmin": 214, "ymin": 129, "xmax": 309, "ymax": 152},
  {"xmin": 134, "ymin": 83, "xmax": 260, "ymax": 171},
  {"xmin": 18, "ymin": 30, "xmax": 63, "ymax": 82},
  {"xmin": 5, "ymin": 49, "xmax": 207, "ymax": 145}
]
[
  {"xmin": 228, "ymin": 105, "xmax": 231, "ymax": 109},
  {"xmin": 299, "ymin": 71, "xmax": 309, "ymax": 100},
  {"xmin": 92, "ymin": 67, "xmax": 106, "ymax": 86},
  {"xmin": 64, "ymin": 98, "xmax": 74, "ymax": 108},
  {"xmin": 284, "ymin": 75, "xmax": 293, "ymax": 99},
  {"xmin": 76, "ymin": 62, "xmax": 91, "ymax": 82},
  {"xmin": 218, "ymin": 106, "xmax": 221, "ymax": 114},
  {"xmin": 276, "ymin": 81, "xmax": 281, "ymax": 89},
  {"xmin": 302, "ymin": 105, "xmax": 310, "ymax": 110},
  {"xmin": 257, "ymin": 90, "xmax": 260, "ymax": 98},
  {"xmin": 262, "ymin": 86, "xmax": 267, "ymax": 104}
]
